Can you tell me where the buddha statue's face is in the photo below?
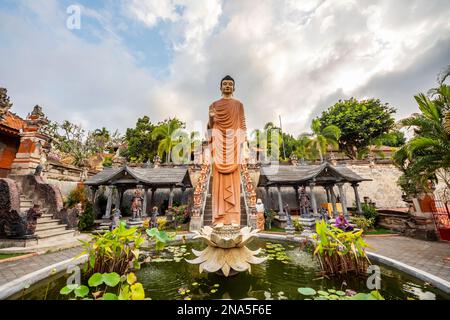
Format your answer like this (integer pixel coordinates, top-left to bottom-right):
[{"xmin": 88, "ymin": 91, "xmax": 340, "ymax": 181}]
[{"xmin": 221, "ymin": 80, "xmax": 234, "ymax": 96}]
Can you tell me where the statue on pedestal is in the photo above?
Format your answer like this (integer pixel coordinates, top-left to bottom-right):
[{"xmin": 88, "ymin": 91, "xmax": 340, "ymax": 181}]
[
  {"xmin": 130, "ymin": 189, "xmax": 143, "ymax": 221},
  {"xmin": 299, "ymin": 186, "xmax": 311, "ymax": 217},
  {"xmin": 207, "ymin": 75, "xmax": 247, "ymax": 225}
]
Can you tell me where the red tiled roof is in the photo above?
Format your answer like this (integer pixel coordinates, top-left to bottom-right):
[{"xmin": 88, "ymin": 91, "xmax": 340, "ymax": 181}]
[{"xmin": 0, "ymin": 111, "xmax": 25, "ymax": 134}]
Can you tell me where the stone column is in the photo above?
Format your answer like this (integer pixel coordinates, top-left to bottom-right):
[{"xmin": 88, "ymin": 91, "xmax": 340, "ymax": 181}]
[
  {"xmin": 352, "ymin": 183, "xmax": 363, "ymax": 215},
  {"xmin": 142, "ymin": 187, "xmax": 149, "ymax": 217},
  {"xmin": 325, "ymin": 186, "xmax": 331, "ymax": 203},
  {"xmin": 150, "ymin": 187, "xmax": 157, "ymax": 209},
  {"xmin": 168, "ymin": 186, "xmax": 175, "ymax": 208},
  {"xmin": 337, "ymin": 183, "xmax": 348, "ymax": 217},
  {"xmin": 104, "ymin": 186, "xmax": 114, "ymax": 219},
  {"xmin": 309, "ymin": 182, "xmax": 318, "ymax": 216},
  {"xmin": 294, "ymin": 186, "xmax": 300, "ymax": 209},
  {"xmin": 277, "ymin": 185, "xmax": 284, "ymax": 214},
  {"xmin": 181, "ymin": 186, "xmax": 187, "ymax": 205},
  {"xmin": 265, "ymin": 186, "xmax": 270, "ymax": 209},
  {"xmin": 330, "ymin": 185, "xmax": 338, "ymax": 217},
  {"xmin": 90, "ymin": 186, "xmax": 98, "ymax": 217},
  {"xmin": 116, "ymin": 187, "xmax": 125, "ymax": 210}
]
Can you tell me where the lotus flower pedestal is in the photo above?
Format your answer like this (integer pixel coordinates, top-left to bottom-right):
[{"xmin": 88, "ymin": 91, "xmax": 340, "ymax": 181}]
[{"xmin": 186, "ymin": 224, "xmax": 266, "ymax": 277}]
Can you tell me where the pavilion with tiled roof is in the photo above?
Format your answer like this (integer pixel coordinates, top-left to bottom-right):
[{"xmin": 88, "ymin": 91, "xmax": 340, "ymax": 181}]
[
  {"xmin": 84, "ymin": 164, "xmax": 193, "ymax": 218},
  {"xmin": 257, "ymin": 162, "xmax": 371, "ymax": 217}
]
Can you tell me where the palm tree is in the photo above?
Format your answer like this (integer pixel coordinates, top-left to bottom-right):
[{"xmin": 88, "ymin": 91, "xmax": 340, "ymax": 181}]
[
  {"xmin": 151, "ymin": 119, "xmax": 183, "ymax": 163},
  {"xmin": 308, "ymin": 119, "xmax": 341, "ymax": 163},
  {"xmin": 294, "ymin": 134, "xmax": 312, "ymax": 162},
  {"xmin": 395, "ymin": 90, "xmax": 450, "ymax": 193}
]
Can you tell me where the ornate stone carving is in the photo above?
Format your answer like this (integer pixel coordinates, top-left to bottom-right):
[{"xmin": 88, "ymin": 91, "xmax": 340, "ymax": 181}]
[
  {"xmin": 26, "ymin": 105, "xmax": 49, "ymax": 128},
  {"xmin": 289, "ymin": 153, "xmax": 299, "ymax": 166},
  {"xmin": 186, "ymin": 224, "xmax": 266, "ymax": 277},
  {"xmin": 0, "ymin": 205, "xmax": 42, "ymax": 239},
  {"xmin": 153, "ymin": 155, "xmax": 162, "ymax": 168},
  {"xmin": 0, "ymin": 88, "xmax": 12, "ymax": 120},
  {"xmin": 130, "ymin": 188, "xmax": 144, "ymax": 221}
]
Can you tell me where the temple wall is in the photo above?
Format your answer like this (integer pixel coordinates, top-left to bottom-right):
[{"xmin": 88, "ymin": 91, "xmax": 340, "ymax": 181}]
[
  {"xmin": 0, "ymin": 134, "xmax": 20, "ymax": 178},
  {"xmin": 43, "ymin": 161, "xmax": 97, "ymax": 198}
]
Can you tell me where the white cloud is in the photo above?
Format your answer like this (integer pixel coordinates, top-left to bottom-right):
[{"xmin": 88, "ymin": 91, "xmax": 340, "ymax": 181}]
[{"xmin": 1, "ymin": 0, "xmax": 449, "ymax": 139}]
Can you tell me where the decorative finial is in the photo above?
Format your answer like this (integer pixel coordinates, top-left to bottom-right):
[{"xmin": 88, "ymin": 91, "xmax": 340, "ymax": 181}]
[{"xmin": 0, "ymin": 88, "xmax": 13, "ymax": 120}]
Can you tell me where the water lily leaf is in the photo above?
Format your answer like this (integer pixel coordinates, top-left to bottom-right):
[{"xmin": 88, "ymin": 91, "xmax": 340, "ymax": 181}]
[
  {"xmin": 103, "ymin": 273, "xmax": 121, "ymax": 287},
  {"xmin": 298, "ymin": 288, "xmax": 316, "ymax": 296},
  {"xmin": 327, "ymin": 289, "xmax": 336, "ymax": 293},
  {"xmin": 127, "ymin": 273, "xmax": 137, "ymax": 285},
  {"xmin": 74, "ymin": 285, "xmax": 89, "ymax": 298},
  {"xmin": 329, "ymin": 294, "xmax": 339, "ymax": 300},
  {"xmin": 131, "ymin": 283, "xmax": 145, "ymax": 300},
  {"xmin": 103, "ymin": 293, "xmax": 118, "ymax": 300},
  {"xmin": 118, "ymin": 285, "xmax": 130, "ymax": 300},
  {"xmin": 314, "ymin": 296, "xmax": 329, "ymax": 300},
  {"xmin": 60, "ymin": 286, "xmax": 73, "ymax": 295},
  {"xmin": 318, "ymin": 291, "xmax": 329, "ymax": 296},
  {"xmin": 336, "ymin": 291, "xmax": 346, "ymax": 296},
  {"xmin": 88, "ymin": 273, "xmax": 103, "ymax": 287}
]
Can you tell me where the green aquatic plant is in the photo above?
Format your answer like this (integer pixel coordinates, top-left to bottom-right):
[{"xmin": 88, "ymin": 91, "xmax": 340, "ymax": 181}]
[
  {"xmin": 60, "ymin": 272, "xmax": 146, "ymax": 300},
  {"xmin": 313, "ymin": 219, "xmax": 371, "ymax": 275},
  {"xmin": 297, "ymin": 287, "xmax": 384, "ymax": 300},
  {"xmin": 77, "ymin": 221, "xmax": 145, "ymax": 275}
]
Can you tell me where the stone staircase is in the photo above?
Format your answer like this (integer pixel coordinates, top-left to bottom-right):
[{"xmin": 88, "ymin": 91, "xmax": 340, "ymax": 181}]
[{"xmin": 19, "ymin": 193, "xmax": 75, "ymax": 243}]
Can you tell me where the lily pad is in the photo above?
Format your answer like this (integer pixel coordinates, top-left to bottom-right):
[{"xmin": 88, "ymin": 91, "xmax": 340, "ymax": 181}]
[
  {"xmin": 297, "ymin": 287, "xmax": 317, "ymax": 296},
  {"xmin": 317, "ymin": 290, "xmax": 329, "ymax": 296}
]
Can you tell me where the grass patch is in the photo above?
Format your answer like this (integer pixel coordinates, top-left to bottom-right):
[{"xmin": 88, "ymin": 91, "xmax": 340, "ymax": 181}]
[
  {"xmin": 265, "ymin": 227, "xmax": 287, "ymax": 233},
  {"xmin": 365, "ymin": 228, "xmax": 398, "ymax": 235},
  {"xmin": 0, "ymin": 253, "xmax": 28, "ymax": 260}
]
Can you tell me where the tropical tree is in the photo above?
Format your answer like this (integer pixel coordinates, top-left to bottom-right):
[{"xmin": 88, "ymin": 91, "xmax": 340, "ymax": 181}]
[
  {"xmin": 308, "ymin": 119, "xmax": 341, "ymax": 163},
  {"xmin": 42, "ymin": 120, "xmax": 109, "ymax": 167},
  {"xmin": 151, "ymin": 118, "xmax": 185, "ymax": 163},
  {"xmin": 125, "ymin": 116, "xmax": 157, "ymax": 163},
  {"xmin": 319, "ymin": 98, "xmax": 396, "ymax": 159},
  {"xmin": 394, "ymin": 75, "xmax": 450, "ymax": 198},
  {"xmin": 294, "ymin": 134, "xmax": 312, "ymax": 162}
]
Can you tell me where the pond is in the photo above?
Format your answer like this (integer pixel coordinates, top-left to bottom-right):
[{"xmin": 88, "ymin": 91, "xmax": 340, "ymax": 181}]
[{"xmin": 8, "ymin": 239, "xmax": 450, "ymax": 300}]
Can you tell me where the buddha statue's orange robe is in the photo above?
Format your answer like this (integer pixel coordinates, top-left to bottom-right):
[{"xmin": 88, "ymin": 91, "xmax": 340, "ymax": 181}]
[{"xmin": 208, "ymin": 98, "xmax": 247, "ymax": 225}]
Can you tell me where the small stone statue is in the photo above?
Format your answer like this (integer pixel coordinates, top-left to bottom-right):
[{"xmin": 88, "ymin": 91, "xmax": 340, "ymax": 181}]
[
  {"xmin": 130, "ymin": 189, "xmax": 143, "ymax": 221},
  {"xmin": 299, "ymin": 186, "xmax": 311, "ymax": 217},
  {"xmin": 289, "ymin": 153, "xmax": 299, "ymax": 166}
]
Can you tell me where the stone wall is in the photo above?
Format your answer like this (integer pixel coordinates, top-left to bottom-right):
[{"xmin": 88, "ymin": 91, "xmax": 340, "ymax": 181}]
[{"xmin": 43, "ymin": 161, "xmax": 97, "ymax": 198}]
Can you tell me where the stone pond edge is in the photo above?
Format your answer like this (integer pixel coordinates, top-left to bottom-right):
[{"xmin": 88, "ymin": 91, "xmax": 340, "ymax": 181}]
[{"xmin": 1, "ymin": 232, "xmax": 449, "ymax": 299}]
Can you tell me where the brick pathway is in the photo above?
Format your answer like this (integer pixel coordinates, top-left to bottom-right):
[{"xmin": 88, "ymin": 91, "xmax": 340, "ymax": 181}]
[
  {"xmin": 0, "ymin": 247, "xmax": 83, "ymax": 287},
  {"xmin": 365, "ymin": 236, "xmax": 450, "ymax": 282}
]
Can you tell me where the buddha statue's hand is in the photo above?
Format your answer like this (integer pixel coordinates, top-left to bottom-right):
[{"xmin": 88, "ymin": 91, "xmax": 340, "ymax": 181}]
[{"xmin": 209, "ymin": 107, "xmax": 216, "ymax": 123}]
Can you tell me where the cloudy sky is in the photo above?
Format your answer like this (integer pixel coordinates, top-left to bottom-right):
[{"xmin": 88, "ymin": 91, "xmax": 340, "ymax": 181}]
[{"xmin": 1, "ymin": 0, "xmax": 449, "ymax": 137}]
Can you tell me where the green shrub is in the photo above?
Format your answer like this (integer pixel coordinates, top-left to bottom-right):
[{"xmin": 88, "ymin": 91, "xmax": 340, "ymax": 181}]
[
  {"xmin": 66, "ymin": 186, "xmax": 88, "ymax": 208},
  {"xmin": 293, "ymin": 219, "xmax": 303, "ymax": 232},
  {"xmin": 362, "ymin": 203, "xmax": 378, "ymax": 221},
  {"xmin": 102, "ymin": 157, "xmax": 113, "ymax": 168},
  {"xmin": 351, "ymin": 216, "xmax": 375, "ymax": 231},
  {"xmin": 78, "ymin": 203, "xmax": 95, "ymax": 231}
]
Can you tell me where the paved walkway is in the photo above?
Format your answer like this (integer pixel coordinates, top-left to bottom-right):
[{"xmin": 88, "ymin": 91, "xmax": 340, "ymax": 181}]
[
  {"xmin": 0, "ymin": 247, "xmax": 83, "ymax": 287},
  {"xmin": 365, "ymin": 236, "xmax": 450, "ymax": 282}
]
